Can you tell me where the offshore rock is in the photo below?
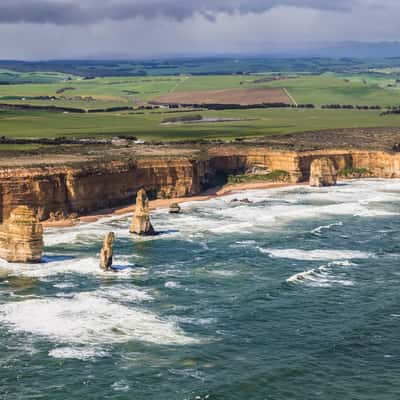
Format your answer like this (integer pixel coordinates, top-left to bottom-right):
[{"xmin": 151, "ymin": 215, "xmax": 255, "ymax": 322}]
[
  {"xmin": 129, "ymin": 189, "xmax": 156, "ymax": 235},
  {"xmin": 99, "ymin": 232, "xmax": 115, "ymax": 271},
  {"xmin": 169, "ymin": 203, "xmax": 181, "ymax": 214},
  {"xmin": 0, "ymin": 206, "xmax": 43, "ymax": 263},
  {"xmin": 310, "ymin": 158, "xmax": 337, "ymax": 187}
]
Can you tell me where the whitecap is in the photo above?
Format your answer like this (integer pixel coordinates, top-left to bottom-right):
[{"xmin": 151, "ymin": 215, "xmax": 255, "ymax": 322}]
[
  {"xmin": 53, "ymin": 282, "xmax": 76, "ymax": 289},
  {"xmin": 97, "ymin": 286, "xmax": 153, "ymax": 302},
  {"xmin": 287, "ymin": 259, "xmax": 356, "ymax": 287},
  {"xmin": 49, "ymin": 347, "xmax": 109, "ymax": 360},
  {"xmin": 0, "ymin": 257, "xmax": 145, "ymax": 279},
  {"xmin": 165, "ymin": 281, "xmax": 182, "ymax": 289},
  {"xmin": 261, "ymin": 248, "xmax": 372, "ymax": 261},
  {"xmin": 111, "ymin": 380, "xmax": 130, "ymax": 392},
  {"xmin": 208, "ymin": 270, "xmax": 237, "ymax": 277},
  {"xmin": 311, "ymin": 222, "xmax": 343, "ymax": 235},
  {"xmin": 0, "ymin": 292, "xmax": 197, "ymax": 348}
]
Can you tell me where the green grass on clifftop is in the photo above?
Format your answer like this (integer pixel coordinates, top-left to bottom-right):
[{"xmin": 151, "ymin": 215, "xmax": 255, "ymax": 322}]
[{"xmin": 1, "ymin": 108, "xmax": 400, "ymax": 141}]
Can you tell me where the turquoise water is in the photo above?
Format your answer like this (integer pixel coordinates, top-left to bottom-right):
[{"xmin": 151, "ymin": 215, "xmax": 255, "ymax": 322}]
[{"xmin": 1, "ymin": 179, "xmax": 400, "ymax": 399}]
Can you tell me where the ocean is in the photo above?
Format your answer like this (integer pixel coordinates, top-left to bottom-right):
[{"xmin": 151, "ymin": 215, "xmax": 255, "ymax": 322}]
[{"xmin": 1, "ymin": 179, "xmax": 400, "ymax": 399}]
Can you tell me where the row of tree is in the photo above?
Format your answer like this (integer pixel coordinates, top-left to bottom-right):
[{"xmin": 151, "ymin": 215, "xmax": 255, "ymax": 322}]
[{"xmin": 322, "ymin": 104, "xmax": 382, "ymax": 110}]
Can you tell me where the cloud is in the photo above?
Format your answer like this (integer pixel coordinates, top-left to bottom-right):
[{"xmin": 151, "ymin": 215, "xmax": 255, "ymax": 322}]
[
  {"xmin": 0, "ymin": 1, "xmax": 399, "ymax": 59},
  {"xmin": 0, "ymin": 0, "xmax": 352, "ymax": 25}
]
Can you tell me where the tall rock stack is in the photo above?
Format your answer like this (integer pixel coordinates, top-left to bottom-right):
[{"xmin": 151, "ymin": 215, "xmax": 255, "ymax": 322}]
[
  {"xmin": 99, "ymin": 232, "xmax": 115, "ymax": 271},
  {"xmin": 309, "ymin": 158, "xmax": 337, "ymax": 187},
  {"xmin": 0, "ymin": 206, "xmax": 43, "ymax": 263},
  {"xmin": 129, "ymin": 189, "xmax": 156, "ymax": 235}
]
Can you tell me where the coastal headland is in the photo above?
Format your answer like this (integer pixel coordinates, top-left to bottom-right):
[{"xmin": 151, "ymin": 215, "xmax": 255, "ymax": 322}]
[{"xmin": 1, "ymin": 127, "xmax": 400, "ymax": 228}]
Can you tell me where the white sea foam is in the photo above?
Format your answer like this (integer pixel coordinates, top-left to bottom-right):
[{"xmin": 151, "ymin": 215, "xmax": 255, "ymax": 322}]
[
  {"xmin": 287, "ymin": 260, "xmax": 356, "ymax": 287},
  {"xmin": 0, "ymin": 292, "xmax": 197, "ymax": 351},
  {"xmin": 53, "ymin": 282, "xmax": 76, "ymax": 289},
  {"xmin": 96, "ymin": 286, "xmax": 153, "ymax": 302},
  {"xmin": 111, "ymin": 380, "xmax": 131, "ymax": 392},
  {"xmin": 311, "ymin": 222, "xmax": 343, "ymax": 235},
  {"xmin": 38, "ymin": 179, "xmax": 400, "ymax": 255},
  {"xmin": 49, "ymin": 347, "xmax": 109, "ymax": 360},
  {"xmin": 165, "ymin": 281, "xmax": 182, "ymax": 289},
  {"xmin": 208, "ymin": 270, "xmax": 238, "ymax": 277},
  {"xmin": 261, "ymin": 248, "xmax": 372, "ymax": 261},
  {"xmin": 0, "ymin": 256, "xmax": 145, "ymax": 279}
]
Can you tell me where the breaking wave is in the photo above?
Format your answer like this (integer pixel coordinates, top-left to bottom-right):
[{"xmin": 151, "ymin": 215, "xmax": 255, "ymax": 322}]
[
  {"xmin": 260, "ymin": 248, "xmax": 372, "ymax": 261},
  {"xmin": 0, "ymin": 290, "xmax": 198, "ymax": 358}
]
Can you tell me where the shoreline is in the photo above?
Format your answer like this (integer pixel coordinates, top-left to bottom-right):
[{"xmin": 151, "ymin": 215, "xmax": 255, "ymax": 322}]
[{"xmin": 43, "ymin": 181, "xmax": 300, "ymax": 229}]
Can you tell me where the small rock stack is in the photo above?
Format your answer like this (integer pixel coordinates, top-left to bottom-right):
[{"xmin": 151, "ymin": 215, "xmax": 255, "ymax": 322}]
[
  {"xmin": 309, "ymin": 158, "xmax": 337, "ymax": 187},
  {"xmin": 169, "ymin": 202, "xmax": 181, "ymax": 214},
  {"xmin": 99, "ymin": 232, "xmax": 115, "ymax": 271},
  {"xmin": 129, "ymin": 189, "xmax": 156, "ymax": 235},
  {"xmin": 0, "ymin": 206, "xmax": 43, "ymax": 263}
]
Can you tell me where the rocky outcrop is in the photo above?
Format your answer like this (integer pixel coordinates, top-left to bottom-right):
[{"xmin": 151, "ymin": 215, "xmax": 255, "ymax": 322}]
[
  {"xmin": 169, "ymin": 203, "xmax": 181, "ymax": 214},
  {"xmin": 129, "ymin": 189, "xmax": 156, "ymax": 235},
  {"xmin": 0, "ymin": 206, "xmax": 43, "ymax": 263},
  {"xmin": 309, "ymin": 158, "xmax": 337, "ymax": 187},
  {"xmin": 99, "ymin": 232, "xmax": 115, "ymax": 271}
]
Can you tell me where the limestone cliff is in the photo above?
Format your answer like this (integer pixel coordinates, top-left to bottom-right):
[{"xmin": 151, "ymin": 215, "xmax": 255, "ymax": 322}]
[
  {"xmin": 129, "ymin": 189, "xmax": 156, "ymax": 235},
  {"xmin": 309, "ymin": 158, "xmax": 337, "ymax": 187},
  {"xmin": 0, "ymin": 206, "xmax": 43, "ymax": 263},
  {"xmin": 1, "ymin": 148, "xmax": 400, "ymax": 223}
]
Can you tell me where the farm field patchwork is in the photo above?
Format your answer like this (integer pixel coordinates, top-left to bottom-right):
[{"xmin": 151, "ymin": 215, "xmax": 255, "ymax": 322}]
[
  {"xmin": 152, "ymin": 87, "xmax": 291, "ymax": 106},
  {"xmin": 1, "ymin": 69, "xmax": 400, "ymax": 146}
]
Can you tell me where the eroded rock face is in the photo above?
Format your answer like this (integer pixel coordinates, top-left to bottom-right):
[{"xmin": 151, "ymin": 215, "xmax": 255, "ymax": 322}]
[
  {"xmin": 3, "ymin": 149, "xmax": 400, "ymax": 223},
  {"xmin": 99, "ymin": 232, "xmax": 115, "ymax": 271},
  {"xmin": 310, "ymin": 158, "xmax": 337, "ymax": 187},
  {"xmin": 129, "ymin": 189, "xmax": 156, "ymax": 235},
  {"xmin": 0, "ymin": 206, "xmax": 43, "ymax": 263}
]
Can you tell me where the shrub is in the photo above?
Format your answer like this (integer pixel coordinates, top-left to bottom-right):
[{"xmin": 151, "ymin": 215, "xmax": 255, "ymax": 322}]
[
  {"xmin": 339, "ymin": 167, "xmax": 371, "ymax": 178},
  {"xmin": 227, "ymin": 170, "xmax": 290, "ymax": 184}
]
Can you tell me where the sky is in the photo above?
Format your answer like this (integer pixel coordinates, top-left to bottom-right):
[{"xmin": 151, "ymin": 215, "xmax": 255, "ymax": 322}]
[{"xmin": 0, "ymin": 0, "xmax": 399, "ymax": 59}]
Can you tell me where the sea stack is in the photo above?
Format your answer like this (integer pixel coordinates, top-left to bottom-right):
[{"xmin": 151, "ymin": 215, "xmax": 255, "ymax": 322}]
[
  {"xmin": 0, "ymin": 206, "xmax": 43, "ymax": 263},
  {"xmin": 169, "ymin": 202, "xmax": 181, "ymax": 214},
  {"xmin": 309, "ymin": 158, "xmax": 337, "ymax": 187},
  {"xmin": 99, "ymin": 232, "xmax": 115, "ymax": 271},
  {"xmin": 129, "ymin": 188, "xmax": 156, "ymax": 235}
]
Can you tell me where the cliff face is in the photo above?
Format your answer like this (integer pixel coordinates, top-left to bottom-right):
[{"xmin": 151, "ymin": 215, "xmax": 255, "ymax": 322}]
[
  {"xmin": 1, "ymin": 148, "xmax": 400, "ymax": 223},
  {"xmin": 0, "ymin": 158, "xmax": 207, "ymax": 222}
]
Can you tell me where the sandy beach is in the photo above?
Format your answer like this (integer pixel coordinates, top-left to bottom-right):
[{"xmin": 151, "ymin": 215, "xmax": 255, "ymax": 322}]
[{"xmin": 43, "ymin": 182, "xmax": 301, "ymax": 229}]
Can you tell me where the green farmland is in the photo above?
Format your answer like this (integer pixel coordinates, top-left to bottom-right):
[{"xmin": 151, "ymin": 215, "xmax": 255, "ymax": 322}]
[
  {"xmin": 1, "ymin": 107, "xmax": 400, "ymax": 142},
  {"xmin": 1, "ymin": 73, "xmax": 400, "ymax": 110},
  {"xmin": 1, "ymin": 69, "xmax": 400, "ymax": 144}
]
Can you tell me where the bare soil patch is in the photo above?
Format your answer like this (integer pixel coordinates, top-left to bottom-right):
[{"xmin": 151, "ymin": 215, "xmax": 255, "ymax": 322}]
[{"xmin": 152, "ymin": 88, "xmax": 291, "ymax": 106}]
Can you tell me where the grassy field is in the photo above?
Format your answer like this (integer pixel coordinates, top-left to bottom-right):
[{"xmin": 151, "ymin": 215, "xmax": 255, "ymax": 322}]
[
  {"xmin": 1, "ymin": 73, "xmax": 400, "ymax": 110},
  {"xmin": 0, "ymin": 75, "xmax": 250, "ymax": 109},
  {"xmin": 1, "ymin": 107, "xmax": 400, "ymax": 141},
  {"xmin": 264, "ymin": 74, "xmax": 400, "ymax": 106},
  {"xmin": 0, "ymin": 68, "xmax": 75, "ymax": 84},
  {"xmin": 1, "ymin": 70, "xmax": 400, "ymax": 144}
]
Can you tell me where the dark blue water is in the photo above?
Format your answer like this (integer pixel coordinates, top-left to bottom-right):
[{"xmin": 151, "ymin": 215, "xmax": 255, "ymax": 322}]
[{"xmin": 1, "ymin": 179, "xmax": 400, "ymax": 399}]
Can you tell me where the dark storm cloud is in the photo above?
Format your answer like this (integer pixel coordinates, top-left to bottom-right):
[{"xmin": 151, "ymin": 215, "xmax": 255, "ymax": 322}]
[{"xmin": 0, "ymin": 0, "xmax": 352, "ymax": 25}]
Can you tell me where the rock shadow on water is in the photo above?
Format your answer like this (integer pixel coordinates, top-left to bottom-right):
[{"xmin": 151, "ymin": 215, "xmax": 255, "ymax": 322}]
[
  {"xmin": 130, "ymin": 229, "xmax": 179, "ymax": 239},
  {"xmin": 41, "ymin": 255, "xmax": 76, "ymax": 264},
  {"xmin": 156, "ymin": 229, "xmax": 179, "ymax": 235},
  {"xmin": 110, "ymin": 264, "xmax": 143, "ymax": 273}
]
